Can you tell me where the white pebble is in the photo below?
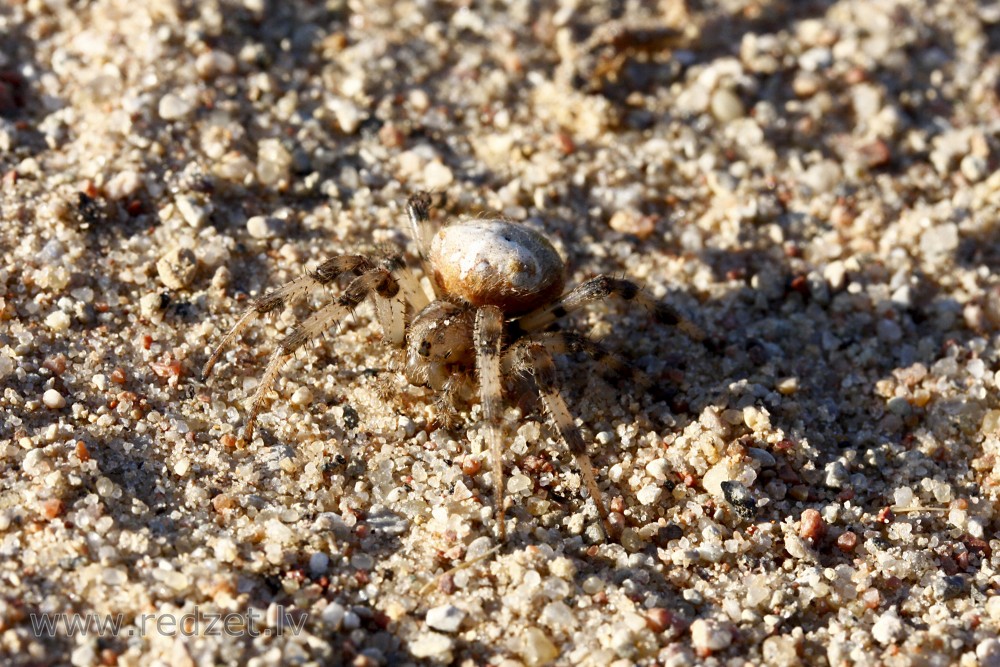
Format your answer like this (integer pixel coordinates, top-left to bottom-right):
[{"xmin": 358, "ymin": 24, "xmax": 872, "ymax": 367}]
[
  {"xmin": 871, "ymin": 607, "xmax": 905, "ymax": 645},
  {"xmin": 920, "ymin": 223, "xmax": 958, "ymax": 259},
  {"xmin": 636, "ymin": 484, "xmax": 663, "ymax": 506},
  {"xmin": 328, "ymin": 97, "xmax": 364, "ymax": 134},
  {"xmin": 290, "ymin": 386, "xmax": 313, "ymax": 406},
  {"xmin": 196, "ymin": 50, "xmax": 236, "ymax": 79},
  {"xmin": 690, "ymin": 618, "xmax": 732, "ymax": 652},
  {"xmin": 214, "ymin": 538, "xmax": 237, "ymax": 562},
  {"xmin": 246, "ymin": 215, "xmax": 282, "ymax": 239},
  {"xmin": 175, "ymin": 196, "xmax": 209, "ymax": 228},
  {"xmin": 507, "ymin": 474, "xmax": 532, "ymax": 494},
  {"xmin": 410, "ymin": 632, "xmax": 455, "ymax": 660},
  {"xmin": 517, "ymin": 627, "xmax": 559, "ymax": 666},
  {"xmin": 42, "ymin": 389, "xmax": 66, "ymax": 409},
  {"xmin": 423, "ymin": 161, "xmax": 454, "ymax": 189},
  {"xmin": 710, "ymin": 88, "xmax": 744, "ymax": 122},
  {"xmin": 44, "ymin": 311, "xmax": 71, "ymax": 332},
  {"xmin": 158, "ymin": 93, "xmax": 194, "ymax": 120},
  {"xmin": 425, "ymin": 604, "xmax": 465, "ymax": 633},
  {"xmin": 762, "ymin": 634, "xmax": 799, "ymax": 667},
  {"xmin": 645, "ymin": 458, "xmax": 670, "ymax": 480},
  {"xmin": 540, "ymin": 601, "xmax": 575, "ymax": 628}
]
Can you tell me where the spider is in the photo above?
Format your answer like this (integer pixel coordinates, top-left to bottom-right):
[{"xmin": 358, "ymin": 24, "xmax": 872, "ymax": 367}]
[{"xmin": 203, "ymin": 193, "xmax": 698, "ymax": 540}]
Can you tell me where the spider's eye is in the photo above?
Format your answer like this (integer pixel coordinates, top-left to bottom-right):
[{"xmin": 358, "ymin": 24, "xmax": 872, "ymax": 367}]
[{"xmin": 418, "ymin": 340, "xmax": 431, "ymax": 357}]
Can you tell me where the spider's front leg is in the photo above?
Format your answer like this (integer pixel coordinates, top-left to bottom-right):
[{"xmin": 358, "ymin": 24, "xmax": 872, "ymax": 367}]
[
  {"xmin": 474, "ymin": 305, "xmax": 508, "ymax": 539},
  {"xmin": 514, "ymin": 274, "xmax": 703, "ymax": 341},
  {"xmin": 518, "ymin": 340, "xmax": 617, "ymax": 540},
  {"xmin": 238, "ymin": 268, "xmax": 400, "ymax": 444}
]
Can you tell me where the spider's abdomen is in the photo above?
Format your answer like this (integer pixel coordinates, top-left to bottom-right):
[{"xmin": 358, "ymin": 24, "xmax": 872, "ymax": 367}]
[{"xmin": 429, "ymin": 219, "xmax": 566, "ymax": 315}]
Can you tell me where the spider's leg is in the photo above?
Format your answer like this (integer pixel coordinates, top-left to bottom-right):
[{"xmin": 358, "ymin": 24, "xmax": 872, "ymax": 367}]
[
  {"xmin": 240, "ymin": 268, "xmax": 399, "ymax": 444},
  {"xmin": 512, "ymin": 274, "xmax": 703, "ymax": 340},
  {"xmin": 405, "ymin": 192, "xmax": 439, "ymax": 300},
  {"xmin": 202, "ymin": 255, "xmax": 373, "ymax": 377},
  {"xmin": 474, "ymin": 305, "xmax": 507, "ymax": 540},
  {"xmin": 522, "ymin": 341, "xmax": 616, "ymax": 539},
  {"xmin": 502, "ymin": 331, "xmax": 634, "ymax": 383}
]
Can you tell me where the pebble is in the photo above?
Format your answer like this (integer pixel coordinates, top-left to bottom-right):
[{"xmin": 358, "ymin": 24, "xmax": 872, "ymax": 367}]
[
  {"xmin": 876, "ymin": 319, "xmax": 902, "ymax": 343},
  {"xmin": 762, "ymin": 635, "xmax": 800, "ymax": 667},
  {"xmin": 960, "ymin": 154, "xmax": 988, "ymax": 182},
  {"xmin": 44, "ymin": 310, "xmax": 71, "ymax": 332},
  {"xmin": 426, "ymin": 604, "xmax": 465, "ymax": 633},
  {"xmin": 175, "ymin": 195, "xmax": 209, "ymax": 228},
  {"xmin": 214, "ymin": 538, "xmax": 237, "ymax": 562},
  {"xmin": 321, "ymin": 601, "xmax": 346, "ymax": 630},
  {"xmin": 540, "ymin": 601, "xmax": 575, "ymax": 628},
  {"xmin": 507, "ymin": 473, "xmax": 532, "ymax": 494},
  {"xmin": 645, "ymin": 458, "xmax": 670, "ymax": 480},
  {"xmin": 42, "ymin": 388, "xmax": 66, "ymax": 409},
  {"xmin": 158, "ymin": 93, "xmax": 194, "ymax": 120},
  {"xmin": 195, "ymin": 50, "xmax": 237, "ymax": 79},
  {"xmin": 823, "ymin": 461, "xmax": 850, "ymax": 488},
  {"xmin": 871, "ymin": 608, "xmax": 905, "ymax": 645},
  {"xmin": 517, "ymin": 627, "xmax": 559, "ymax": 666},
  {"xmin": 636, "ymin": 484, "xmax": 663, "ymax": 506},
  {"xmin": 919, "ymin": 223, "xmax": 958, "ymax": 259},
  {"xmin": 246, "ymin": 215, "xmax": 283, "ymax": 239},
  {"xmin": 710, "ymin": 88, "xmax": 744, "ymax": 122},
  {"xmin": 423, "ymin": 161, "xmax": 454, "ymax": 189},
  {"xmin": 798, "ymin": 509, "xmax": 826, "ymax": 541},
  {"xmin": 327, "ymin": 97, "xmax": 365, "ymax": 134},
  {"xmin": 977, "ymin": 638, "xmax": 1000, "ymax": 667},
  {"xmin": 608, "ymin": 209, "xmax": 655, "ymax": 239},
  {"xmin": 157, "ymin": 247, "xmax": 199, "ymax": 289},
  {"xmin": 105, "ymin": 169, "xmax": 143, "ymax": 199},
  {"xmin": 886, "ymin": 396, "xmax": 911, "ymax": 417},
  {"xmin": 409, "ymin": 632, "xmax": 454, "ymax": 660},
  {"xmin": 256, "ymin": 138, "xmax": 292, "ymax": 187},
  {"xmin": 690, "ymin": 618, "xmax": 732, "ymax": 654},
  {"xmin": 290, "ymin": 386, "xmax": 313, "ymax": 406},
  {"xmin": 309, "ymin": 552, "xmax": 329, "ymax": 574}
]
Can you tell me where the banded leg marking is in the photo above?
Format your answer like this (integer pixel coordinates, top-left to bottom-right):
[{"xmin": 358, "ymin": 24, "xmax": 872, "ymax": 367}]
[{"xmin": 474, "ymin": 305, "xmax": 507, "ymax": 539}]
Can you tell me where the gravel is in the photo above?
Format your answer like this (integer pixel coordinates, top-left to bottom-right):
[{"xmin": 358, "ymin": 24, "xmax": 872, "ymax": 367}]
[{"xmin": 1, "ymin": 0, "xmax": 999, "ymax": 665}]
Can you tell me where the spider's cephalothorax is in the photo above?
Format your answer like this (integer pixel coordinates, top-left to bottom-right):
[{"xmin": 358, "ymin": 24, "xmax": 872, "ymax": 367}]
[{"xmin": 203, "ymin": 193, "xmax": 700, "ymax": 540}]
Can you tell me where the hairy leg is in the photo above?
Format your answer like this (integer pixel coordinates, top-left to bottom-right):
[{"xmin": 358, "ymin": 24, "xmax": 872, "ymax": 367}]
[
  {"xmin": 240, "ymin": 269, "xmax": 400, "ymax": 444},
  {"xmin": 203, "ymin": 255, "xmax": 373, "ymax": 378},
  {"xmin": 512, "ymin": 274, "xmax": 703, "ymax": 341},
  {"xmin": 502, "ymin": 331, "xmax": 633, "ymax": 382},
  {"xmin": 405, "ymin": 191, "xmax": 437, "ymax": 291},
  {"xmin": 474, "ymin": 305, "xmax": 507, "ymax": 539},
  {"xmin": 521, "ymin": 341, "xmax": 616, "ymax": 539}
]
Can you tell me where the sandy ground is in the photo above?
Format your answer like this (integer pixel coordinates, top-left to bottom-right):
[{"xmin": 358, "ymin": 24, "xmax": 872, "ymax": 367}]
[{"xmin": 2, "ymin": 0, "xmax": 1000, "ymax": 665}]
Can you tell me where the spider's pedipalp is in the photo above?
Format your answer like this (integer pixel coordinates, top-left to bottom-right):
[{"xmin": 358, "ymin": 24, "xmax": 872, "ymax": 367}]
[
  {"xmin": 522, "ymin": 341, "xmax": 615, "ymax": 539},
  {"xmin": 240, "ymin": 268, "xmax": 399, "ymax": 444},
  {"xmin": 474, "ymin": 305, "xmax": 507, "ymax": 539},
  {"xmin": 513, "ymin": 274, "xmax": 703, "ymax": 340},
  {"xmin": 202, "ymin": 254, "xmax": 373, "ymax": 378}
]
